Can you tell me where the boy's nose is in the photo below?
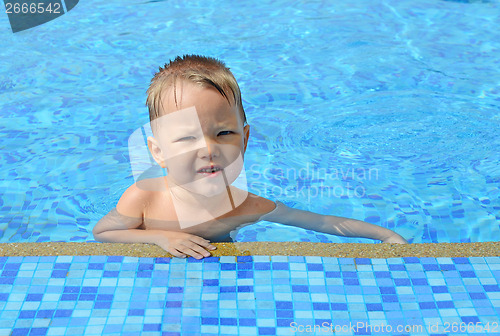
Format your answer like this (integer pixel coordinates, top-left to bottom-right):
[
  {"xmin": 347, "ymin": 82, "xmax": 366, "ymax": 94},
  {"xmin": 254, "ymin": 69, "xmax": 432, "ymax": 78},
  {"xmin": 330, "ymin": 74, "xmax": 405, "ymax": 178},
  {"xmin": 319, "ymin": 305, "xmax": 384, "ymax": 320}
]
[{"xmin": 197, "ymin": 138, "xmax": 220, "ymax": 159}]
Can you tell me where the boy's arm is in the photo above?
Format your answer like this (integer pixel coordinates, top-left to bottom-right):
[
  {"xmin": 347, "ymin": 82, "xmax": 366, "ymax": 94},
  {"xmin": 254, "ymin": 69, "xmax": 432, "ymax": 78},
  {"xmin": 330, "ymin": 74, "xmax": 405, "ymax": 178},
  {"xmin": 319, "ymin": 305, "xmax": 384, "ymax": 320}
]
[
  {"xmin": 92, "ymin": 184, "xmax": 216, "ymax": 258},
  {"xmin": 263, "ymin": 202, "xmax": 408, "ymax": 244}
]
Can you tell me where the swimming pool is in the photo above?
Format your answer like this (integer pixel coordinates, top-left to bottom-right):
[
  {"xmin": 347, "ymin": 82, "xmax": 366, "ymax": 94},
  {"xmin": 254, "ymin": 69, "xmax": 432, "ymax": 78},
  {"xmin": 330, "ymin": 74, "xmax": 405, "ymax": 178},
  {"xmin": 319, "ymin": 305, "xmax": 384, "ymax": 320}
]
[
  {"xmin": 0, "ymin": 0, "xmax": 499, "ymax": 335},
  {"xmin": 1, "ymin": 0, "xmax": 499, "ymax": 245}
]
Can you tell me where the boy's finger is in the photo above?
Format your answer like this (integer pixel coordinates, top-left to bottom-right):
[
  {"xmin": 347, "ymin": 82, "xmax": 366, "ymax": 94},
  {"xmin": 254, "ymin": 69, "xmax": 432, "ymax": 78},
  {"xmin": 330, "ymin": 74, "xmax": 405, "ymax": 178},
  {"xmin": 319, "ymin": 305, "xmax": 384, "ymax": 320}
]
[
  {"xmin": 182, "ymin": 242, "xmax": 212, "ymax": 258},
  {"xmin": 190, "ymin": 236, "xmax": 216, "ymax": 250},
  {"xmin": 168, "ymin": 248, "xmax": 187, "ymax": 259}
]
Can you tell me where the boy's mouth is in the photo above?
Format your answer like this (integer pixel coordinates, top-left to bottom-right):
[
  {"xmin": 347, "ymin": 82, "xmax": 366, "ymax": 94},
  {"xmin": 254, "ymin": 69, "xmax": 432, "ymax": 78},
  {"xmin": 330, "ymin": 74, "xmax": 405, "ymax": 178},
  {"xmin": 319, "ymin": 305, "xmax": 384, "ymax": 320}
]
[{"xmin": 197, "ymin": 165, "xmax": 223, "ymax": 177}]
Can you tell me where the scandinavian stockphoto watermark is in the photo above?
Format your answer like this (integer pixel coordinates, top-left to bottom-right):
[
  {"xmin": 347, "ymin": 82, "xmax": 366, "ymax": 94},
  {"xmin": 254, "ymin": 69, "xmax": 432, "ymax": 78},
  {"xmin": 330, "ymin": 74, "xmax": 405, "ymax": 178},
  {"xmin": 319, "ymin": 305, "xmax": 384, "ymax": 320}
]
[
  {"xmin": 3, "ymin": 0, "xmax": 79, "ymax": 33},
  {"xmin": 290, "ymin": 321, "xmax": 499, "ymax": 334},
  {"xmin": 247, "ymin": 162, "xmax": 379, "ymax": 201}
]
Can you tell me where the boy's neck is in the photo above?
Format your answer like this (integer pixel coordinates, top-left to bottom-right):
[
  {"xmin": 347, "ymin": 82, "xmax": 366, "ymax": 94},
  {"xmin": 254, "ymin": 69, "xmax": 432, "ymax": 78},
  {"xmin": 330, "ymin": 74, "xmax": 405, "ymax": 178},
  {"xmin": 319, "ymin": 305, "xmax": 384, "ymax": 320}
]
[{"xmin": 167, "ymin": 183, "xmax": 248, "ymax": 228}]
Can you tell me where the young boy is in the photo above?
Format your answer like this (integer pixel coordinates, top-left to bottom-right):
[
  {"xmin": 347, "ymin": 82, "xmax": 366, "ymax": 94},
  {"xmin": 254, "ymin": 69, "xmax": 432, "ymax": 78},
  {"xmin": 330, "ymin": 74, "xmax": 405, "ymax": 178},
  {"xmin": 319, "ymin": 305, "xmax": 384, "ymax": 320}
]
[{"xmin": 93, "ymin": 55, "xmax": 408, "ymax": 259}]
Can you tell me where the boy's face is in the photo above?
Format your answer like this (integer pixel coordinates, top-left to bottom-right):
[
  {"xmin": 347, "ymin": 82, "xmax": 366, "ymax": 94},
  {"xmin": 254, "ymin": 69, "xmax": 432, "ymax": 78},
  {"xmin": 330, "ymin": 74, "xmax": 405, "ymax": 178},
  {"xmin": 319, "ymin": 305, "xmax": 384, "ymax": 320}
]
[{"xmin": 148, "ymin": 80, "xmax": 249, "ymax": 197}]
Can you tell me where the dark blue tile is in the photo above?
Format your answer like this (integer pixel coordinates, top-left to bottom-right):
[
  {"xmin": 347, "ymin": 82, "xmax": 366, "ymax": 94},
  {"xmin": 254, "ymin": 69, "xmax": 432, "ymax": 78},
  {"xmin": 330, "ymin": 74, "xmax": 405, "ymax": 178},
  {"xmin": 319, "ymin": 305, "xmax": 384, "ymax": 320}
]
[
  {"xmin": 382, "ymin": 295, "xmax": 399, "ymax": 303},
  {"xmin": 201, "ymin": 317, "xmax": 218, "ymax": 325},
  {"xmin": 419, "ymin": 302, "xmax": 437, "ymax": 309},
  {"xmin": 342, "ymin": 271, "xmax": 358, "ymax": 278},
  {"xmin": 0, "ymin": 278, "xmax": 15, "ymax": 285},
  {"xmin": 325, "ymin": 271, "xmax": 341, "ymax": 278},
  {"xmin": 312, "ymin": 302, "xmax": 329, "ymax": 310},
  {"xmin": 461, "ymin": 316, "xmax": 480, "ymax": 323},
  {"xmin": 237, "ymin": 263, "xmax": 253, "ymax": 270},
  {"xmin": 221, "ymin": 263, "xmax": 236, "ymax": 270},
  {"xmin": 29, "ymin": 328, "xmax": 49, "ymax": 336},
  {"xmin": 63, "ymin": 286, "xmax": 80, "ymax": 293},
  {"xmin": 107, "ymin": 256, "xmax": 124, "ymax": 263},
  {"xmin": 54, "ymin": 263, "xmax": 71, "ymax": 269},
  {"xmin": 239, "ymin": 318, "xmax": 256, "ymax": 326},
  {"xmin": 354, "ymin": 258, "xmax": 371, "ymax": 265},
  {"xmin": 436, "ymin": 301, "xmax": 454, "ymax": 309},
  {"xmin": 459, "ymin": 271, "xmax": 476, "ymax": 278},
  {"xmin": 331, "ymin": 303, "xmax": 348, "ymax": 310},
  {"xmin": 394, "ymin": 278, "xmax": 411, "ymax": 286},
  {"xmin": 469, "ymin": 292, "xmax": 487, "ymax": 300},
  {"xmin": 431, "ymin": 286, "xmax": 448, "ymax": 293},
  {"xmin": 94, "ymin": 301, "xmax": 112, "ymax": 309},
  {"xmin": 374, "ymin": 271, "xmax": 392, "ymax": 278},
  {"xmin": 388, "ymin": 264, "xmax": 405, "ymax": 271},
  {"xmin": 423, "ymin": 264, "xmax": 440, "ymax": 271},
  {"xmin": 292, "ymin": 285, "xmax": 309, "ymax": 292},
  {"xmin": 483, "ymin": 285, "xmax": 500, "ymax": 292},
  {"xmin": 275, "ymin": 301, "xmax": 293, "ymax": 309},
  {"xmin": 103, "ymin": 271, "xmax": 119, "ymax": 277},
  {"xmin": 36, "ymin": 310, "xmax": 54, "ymax": 318},
  {"xmin": 220, "ymin": 318, "xmax": 237, "ymax": 325},
  {"xmin": 203, "ymin": 279, "xmax": 219, "ymax": 286},
  {"xmin": 61, "ymin": 294, "xmax": 78, "ymax": 301},
  {"xmin": 237, "ymin": 256, "xmax": 253, "ymax": 262},
  {"xmin": 366, "ymin": 303, "xmax": 383, "ymax": 311},
  {"xmin": 343, "ymin": 279, "xmax": 359, "ymax": 286},
  {"xmin": 276, "ymin": 310, "xmax": 293, "ymax": 318},
  {"xmin": 88, "ymin": 263, "xmax": 104, "ymax": 270},
  {"xmin": 307, "ymin": 263, "xmax": 323, "ymax": 271},
  {"xmin": 379, "ymin": 287, "xmax": 396, "ymax": 294},
  {"xmin": 50, "ymin": 270, "xmax": 67, "ymax": 278},
  {"xmin": 79, "ymin": 294, "xmax": 96, "ymax": 301},
  {"xmin": 237, "ymin": 286, "xmax": 253, "ymax": 292},
  {"xmin": 165, "ymin": 301, "xmax": 182, "ymax": 308},
  {"xmin": 11, "ymin": 328, "xmax": 30, "ymax": 336},
  {"xmin": 440, "ymin": 264, "xmax": 456, "ymax": 271},
  {"xmin": 220, "ymin": 286, "xmax": 236, "ymax": 293},
  {"xmin": 0, "ymin": 293, "xmax": 9, "ymax": 301},
  {"xmin": 19, "ymin": 310, "xmax": 36, "ymax": 319},
  {"xmin": 138, "ymin": 264, "xmax": 154, "ymax": 271},
  {"xmin": 254, "ymin": 263, "xmax": 270, "ymax": 270},
  {"xmin": 128, "ymin": 309, "xmax": 145, "ymax": 316},
  {"xmin": 143, "ymin": 324, "xmax": 161, "ymax": 331},
  {"xmin": 453, "ymin": 257, "xmax": 470, "ymax": 264},
  {"xmin": 154, "ymin": 258, "xmax": 171, "ymax": 264},
  {"xmin": 167, "ymin": 287, "xmax": 183, "ymax": 293},
  {"xmin": 277, "ymin": 319, "xmax": 294, "ymax": 327},
  {"xmin": 137, "ymin": 271, "xmax": 152, "ymax": 278},
  {"xmin": 237, "ymin": 270, "xmax": 253, "ymax": 278},
  {"xmin": 26, "ymin": 294, "xmax": 43, "ymax": 301},
  {"xmin": 411, "ymin": 278, "xmax": 428, "ymax": 286},
  {"xmin": 403, "ymin": 257, "xmax": 420, "ymax": 263},
  {"xmin": 258, "ymin": 327, "xmax": 276, "ymax": 335},
  {"xmin": 272, "ymin": 262, "xmax": 289, "ymax": 270}
]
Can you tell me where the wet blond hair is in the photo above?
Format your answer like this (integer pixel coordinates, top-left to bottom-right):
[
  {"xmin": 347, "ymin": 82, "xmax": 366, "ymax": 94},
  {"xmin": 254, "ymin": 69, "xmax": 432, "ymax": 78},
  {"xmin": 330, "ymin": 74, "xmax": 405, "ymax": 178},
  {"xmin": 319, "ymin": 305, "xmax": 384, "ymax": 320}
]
[{"xmin": 146, "ymin": 55, "xmax": 246, "ymax": 124}]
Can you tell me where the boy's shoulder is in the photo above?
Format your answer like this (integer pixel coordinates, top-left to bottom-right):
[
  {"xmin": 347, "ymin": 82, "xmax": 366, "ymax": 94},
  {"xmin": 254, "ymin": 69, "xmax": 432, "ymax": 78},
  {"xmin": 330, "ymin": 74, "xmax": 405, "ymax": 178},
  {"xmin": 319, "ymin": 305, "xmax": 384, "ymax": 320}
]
[
  {"xmin": 116, "ymin": 178, "xmax": 162, "ymax": 218},
  {"xmin": 240, "ymin": 192, "xmax": 277, "ymax": 217}
]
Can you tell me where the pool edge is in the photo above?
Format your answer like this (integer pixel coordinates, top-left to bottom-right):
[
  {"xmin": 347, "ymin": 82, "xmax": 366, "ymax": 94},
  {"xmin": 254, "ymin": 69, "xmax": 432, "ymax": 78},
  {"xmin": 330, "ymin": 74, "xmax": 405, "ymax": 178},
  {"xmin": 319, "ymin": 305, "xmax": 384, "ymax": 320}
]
[{"xmin": 1, "ymin": 242, "xmax": 499, "ymax": 258}]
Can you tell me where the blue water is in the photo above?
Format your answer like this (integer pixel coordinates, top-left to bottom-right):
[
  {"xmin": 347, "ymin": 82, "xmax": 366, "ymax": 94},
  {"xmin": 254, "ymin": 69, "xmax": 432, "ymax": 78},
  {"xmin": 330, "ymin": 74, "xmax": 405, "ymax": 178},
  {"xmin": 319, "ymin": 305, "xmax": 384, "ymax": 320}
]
[{"xmin": 0, "ymin": 0, "xmax": 499, "ymax": 244}]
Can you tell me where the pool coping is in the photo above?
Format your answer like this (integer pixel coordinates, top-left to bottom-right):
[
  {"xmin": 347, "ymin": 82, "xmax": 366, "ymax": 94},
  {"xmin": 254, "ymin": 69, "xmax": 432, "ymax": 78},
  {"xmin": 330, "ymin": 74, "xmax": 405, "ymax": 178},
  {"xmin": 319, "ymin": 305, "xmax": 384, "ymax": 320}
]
[{"xmin": 0, "ymin": 242, "xmax": 499, "ymax": 258}]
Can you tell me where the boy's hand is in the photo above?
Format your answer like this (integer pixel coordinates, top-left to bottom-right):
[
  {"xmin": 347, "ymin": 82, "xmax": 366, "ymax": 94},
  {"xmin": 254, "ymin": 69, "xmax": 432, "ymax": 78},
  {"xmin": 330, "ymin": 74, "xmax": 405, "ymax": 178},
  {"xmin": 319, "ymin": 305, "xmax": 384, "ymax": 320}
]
[
  {"xmin": 154, "ymin": 231, "xmax": 217, "ymax": 259},
  {"xmin": 382, "ymin": 233, "xmax": 409, "ymax": 244}
]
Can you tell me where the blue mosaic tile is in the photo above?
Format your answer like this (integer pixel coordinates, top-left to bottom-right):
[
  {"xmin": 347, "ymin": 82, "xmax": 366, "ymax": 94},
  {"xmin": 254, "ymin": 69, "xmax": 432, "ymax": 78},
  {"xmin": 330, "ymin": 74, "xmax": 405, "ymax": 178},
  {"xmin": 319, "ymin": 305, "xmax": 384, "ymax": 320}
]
[{"xmin": 0, "ymin": 255, "xmax": 499, "ymax": 335}]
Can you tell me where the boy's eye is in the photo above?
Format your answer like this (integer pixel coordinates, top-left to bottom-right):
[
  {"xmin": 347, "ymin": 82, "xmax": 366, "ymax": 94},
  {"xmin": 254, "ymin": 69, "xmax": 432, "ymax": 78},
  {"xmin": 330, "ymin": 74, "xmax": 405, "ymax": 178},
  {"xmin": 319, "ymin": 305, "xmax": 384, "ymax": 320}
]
[
  {"xmin": 218, "ymin": 131, "xmax": 234, "ymax": 136},
  {"xmin": 175, "ymin": 136, "xmax": 195, "ymax": 142}
]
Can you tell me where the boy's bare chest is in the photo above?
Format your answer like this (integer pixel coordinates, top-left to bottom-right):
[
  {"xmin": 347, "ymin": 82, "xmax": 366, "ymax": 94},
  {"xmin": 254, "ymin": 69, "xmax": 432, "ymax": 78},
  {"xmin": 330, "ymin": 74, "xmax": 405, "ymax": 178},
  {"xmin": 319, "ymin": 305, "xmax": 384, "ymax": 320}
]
[{"xmin": 141, "ymin": 192, "xmax": 271, "ymax": 241}]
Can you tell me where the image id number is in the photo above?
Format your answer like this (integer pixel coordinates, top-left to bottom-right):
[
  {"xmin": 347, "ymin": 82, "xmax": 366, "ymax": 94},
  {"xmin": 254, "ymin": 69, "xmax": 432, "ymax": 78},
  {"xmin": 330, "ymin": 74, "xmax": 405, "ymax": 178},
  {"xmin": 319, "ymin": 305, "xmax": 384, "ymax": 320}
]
[{"xmin": 5, "ymin": 2, "xmax": 61, "ymax": 14}]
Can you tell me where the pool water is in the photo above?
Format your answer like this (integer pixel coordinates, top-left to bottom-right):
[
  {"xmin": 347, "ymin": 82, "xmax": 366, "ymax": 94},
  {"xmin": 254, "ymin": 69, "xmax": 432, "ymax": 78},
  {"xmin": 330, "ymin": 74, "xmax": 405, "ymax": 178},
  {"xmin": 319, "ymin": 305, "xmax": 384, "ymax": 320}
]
[
  {"xmin": 1, "ymin": 0, "xmax": 500, "ymax": 335},
  {"xmin": 0, "ymin": 0, "xmax": 499, "ymax": 244}
]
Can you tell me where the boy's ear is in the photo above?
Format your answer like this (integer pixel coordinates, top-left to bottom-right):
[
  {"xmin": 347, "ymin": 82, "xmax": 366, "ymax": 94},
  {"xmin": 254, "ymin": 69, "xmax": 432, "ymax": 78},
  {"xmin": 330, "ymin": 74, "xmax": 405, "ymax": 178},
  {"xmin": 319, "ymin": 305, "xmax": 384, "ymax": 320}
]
[
  {"xmin": 243, "ymin": 124, "xmax": 250, "ymax": 153},
  {"xmin": 147, "ymin": 136, "xmax": 166, "ymax": 168}
]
